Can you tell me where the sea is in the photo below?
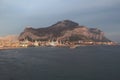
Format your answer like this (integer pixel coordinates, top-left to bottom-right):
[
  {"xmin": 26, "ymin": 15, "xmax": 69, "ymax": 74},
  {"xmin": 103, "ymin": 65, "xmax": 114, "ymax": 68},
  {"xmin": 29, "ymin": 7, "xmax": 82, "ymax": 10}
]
[{"xmin": 0, "ymin": 46, "xmax": 120, "ymax": 80}]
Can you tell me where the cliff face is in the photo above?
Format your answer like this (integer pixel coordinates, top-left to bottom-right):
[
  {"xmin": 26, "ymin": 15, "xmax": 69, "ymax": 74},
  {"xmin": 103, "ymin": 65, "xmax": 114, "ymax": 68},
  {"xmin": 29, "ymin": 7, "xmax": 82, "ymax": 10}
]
[{"xmin": 19, "ymin": 20, "xmax": 110, "ymax": 42}]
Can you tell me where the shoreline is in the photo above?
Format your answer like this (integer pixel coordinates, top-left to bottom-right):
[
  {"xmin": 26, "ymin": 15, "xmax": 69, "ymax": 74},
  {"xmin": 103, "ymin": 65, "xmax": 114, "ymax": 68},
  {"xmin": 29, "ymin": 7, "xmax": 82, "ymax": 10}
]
[
  {"xmin": 0, "ymin": 47, "xmax": 23, "ymax": 50},
  {"xmin": 0, "ymin": 44, "xmax": 119, "ymax": 50}
]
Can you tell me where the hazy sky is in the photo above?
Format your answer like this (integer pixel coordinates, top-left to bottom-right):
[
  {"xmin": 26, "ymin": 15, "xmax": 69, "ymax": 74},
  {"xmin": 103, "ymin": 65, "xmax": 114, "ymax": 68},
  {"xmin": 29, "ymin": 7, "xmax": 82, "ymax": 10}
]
[{"xmin": 0, "ymin": 0, "xmax": 120, "ymax": 42}]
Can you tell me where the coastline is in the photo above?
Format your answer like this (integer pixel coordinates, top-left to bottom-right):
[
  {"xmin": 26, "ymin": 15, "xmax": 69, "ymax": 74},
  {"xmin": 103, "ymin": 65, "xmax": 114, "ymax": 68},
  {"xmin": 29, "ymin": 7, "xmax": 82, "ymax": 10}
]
[
  {"xmin": 0, "ymin": 47, "xmax": 23, "ymax": 50},
  {"xmin": 0, "ymin": 44, "xmax": 119, "ymax": 51}
]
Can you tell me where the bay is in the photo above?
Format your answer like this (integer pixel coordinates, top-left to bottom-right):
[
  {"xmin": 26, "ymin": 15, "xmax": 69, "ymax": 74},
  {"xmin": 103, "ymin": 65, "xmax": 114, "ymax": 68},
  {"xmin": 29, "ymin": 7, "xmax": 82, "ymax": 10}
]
[{"xmin": 0, "ymin": 46, "xmax": 120, "ymax": 80}]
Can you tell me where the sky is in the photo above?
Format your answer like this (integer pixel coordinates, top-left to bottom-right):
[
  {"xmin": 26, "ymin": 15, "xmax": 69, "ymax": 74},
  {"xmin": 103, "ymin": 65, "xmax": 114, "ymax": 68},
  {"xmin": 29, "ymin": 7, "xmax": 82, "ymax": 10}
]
[{"xmin": 0, "ymin": 0, "xmax": 120, "ymax": 42}]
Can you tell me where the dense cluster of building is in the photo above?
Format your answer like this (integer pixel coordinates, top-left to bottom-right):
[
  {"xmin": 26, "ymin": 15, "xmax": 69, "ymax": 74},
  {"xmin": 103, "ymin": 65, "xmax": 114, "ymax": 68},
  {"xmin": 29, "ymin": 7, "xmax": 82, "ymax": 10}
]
[
  {"xmin": 0, "ymin": 38, "xmax": 117, "ymax": 49},
  {"xmin": 0, "ymin": 40, "xmax": 19, "ymax": 47}
]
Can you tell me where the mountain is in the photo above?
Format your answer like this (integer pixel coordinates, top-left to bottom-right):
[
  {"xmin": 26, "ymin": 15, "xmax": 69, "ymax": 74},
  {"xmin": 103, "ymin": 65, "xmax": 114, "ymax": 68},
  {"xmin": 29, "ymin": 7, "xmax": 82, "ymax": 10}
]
[
  {"xmin": 0, "ymin": 35, "xmax": 18, "ymax": 41},
  {"xmin": 19, "ymin": 20, "xmax": 111, "ymax": 42}
]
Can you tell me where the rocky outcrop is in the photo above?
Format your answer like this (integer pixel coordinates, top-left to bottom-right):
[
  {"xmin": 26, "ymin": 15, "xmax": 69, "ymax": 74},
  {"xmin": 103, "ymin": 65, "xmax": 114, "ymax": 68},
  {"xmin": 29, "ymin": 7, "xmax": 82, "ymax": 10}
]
[{"xmin": 19, "ymin": 20, "xmax": 110, "ymax": 42}]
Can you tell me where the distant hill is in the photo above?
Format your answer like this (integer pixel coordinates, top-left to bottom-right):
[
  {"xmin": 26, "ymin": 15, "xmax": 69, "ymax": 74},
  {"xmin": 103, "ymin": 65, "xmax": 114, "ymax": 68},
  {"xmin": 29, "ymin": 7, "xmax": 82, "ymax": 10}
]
[
  {"xmin": 0, "ymin": 35, "xmax": 18, "ymax": 41},
  {"xmin": 19, "ymin": 20, "xmax": 111, "ymax": 42}
]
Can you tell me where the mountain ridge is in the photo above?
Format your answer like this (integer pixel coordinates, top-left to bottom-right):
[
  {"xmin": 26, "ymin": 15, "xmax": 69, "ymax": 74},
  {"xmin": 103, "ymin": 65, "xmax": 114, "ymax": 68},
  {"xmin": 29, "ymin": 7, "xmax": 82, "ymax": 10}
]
[{"xmin": 19, "ymin": 20, "xmax": 111, "ymax": 42}]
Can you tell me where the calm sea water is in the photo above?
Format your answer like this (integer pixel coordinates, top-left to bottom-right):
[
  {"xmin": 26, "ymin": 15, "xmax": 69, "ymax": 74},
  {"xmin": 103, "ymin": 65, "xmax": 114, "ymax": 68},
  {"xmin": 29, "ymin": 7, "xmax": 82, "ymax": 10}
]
[{"xmin": 0, "ymin": 46, "xmax": 120, "ymax": 80}]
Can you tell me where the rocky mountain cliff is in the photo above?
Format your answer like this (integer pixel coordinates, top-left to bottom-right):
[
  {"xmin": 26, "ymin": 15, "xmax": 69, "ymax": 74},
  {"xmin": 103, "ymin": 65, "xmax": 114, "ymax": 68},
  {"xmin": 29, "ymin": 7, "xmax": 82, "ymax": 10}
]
[{"xmin": 19, "ymin": 20, "xmax": 110, "ymax": 42}]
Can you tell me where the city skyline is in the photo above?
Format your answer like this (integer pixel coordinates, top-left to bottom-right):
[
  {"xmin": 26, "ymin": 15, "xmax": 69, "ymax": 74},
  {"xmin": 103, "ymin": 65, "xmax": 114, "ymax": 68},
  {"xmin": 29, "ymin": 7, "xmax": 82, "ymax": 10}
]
[{"xmin": 0, "ymin": 0, "xmax": 120, "ymax": 42}]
